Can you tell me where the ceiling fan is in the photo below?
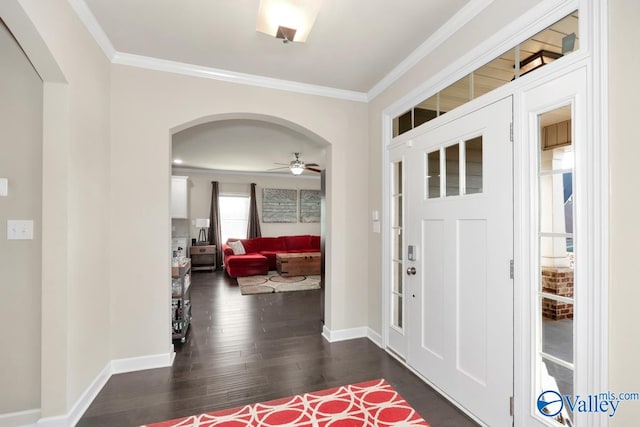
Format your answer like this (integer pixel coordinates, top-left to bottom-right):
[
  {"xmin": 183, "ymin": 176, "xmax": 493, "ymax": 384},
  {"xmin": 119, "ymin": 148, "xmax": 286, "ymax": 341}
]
[{"xmin": 270, "ymin": 152, "xmax": 321, "ymax": 175}]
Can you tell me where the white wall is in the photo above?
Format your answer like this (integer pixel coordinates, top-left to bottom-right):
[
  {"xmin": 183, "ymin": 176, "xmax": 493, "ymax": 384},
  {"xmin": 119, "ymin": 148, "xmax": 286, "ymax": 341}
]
[
  {"xmin": 110, "ymin": 64, "xmax": 369, "ymax": 361},
  {"xmin": 0, "ymin": 18, "xmax": 42, "ymax": 415},
  {"xmin": 175, "ymin": 171, "xmax": 321, "ymax": 242},
  {"xmin": 609, "ymin": 2, "xmax": 640, "ymax": 425}
]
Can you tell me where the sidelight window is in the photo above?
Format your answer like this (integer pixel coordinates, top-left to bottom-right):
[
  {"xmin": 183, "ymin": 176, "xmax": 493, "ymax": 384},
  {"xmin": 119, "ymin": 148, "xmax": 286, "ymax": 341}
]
[
  {"xmin": 535, "ymin": 106, "xmax": 575, "ymax": 426},
  {"xmin": 391, "ymin": 161, "xmax": 404, "ymax": 329}
]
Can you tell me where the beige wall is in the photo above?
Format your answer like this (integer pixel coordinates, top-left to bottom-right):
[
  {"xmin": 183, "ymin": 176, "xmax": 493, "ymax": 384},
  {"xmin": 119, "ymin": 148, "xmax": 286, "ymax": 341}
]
[
  {"xmin": 609, "ymin": 1, "xmax": 640, "ymax": 425},
  {"xmin": 0, "ymin": 19, "xmax": 42, "ymax": 414},
  {"xmin": 3, "ymin": 0, "xmax": 112, "ymax": 418},
  {"xmin": 7, "ymin": 0, "xmax": 638, "ymax": 423},
  {"xmin": 174, "ymin": 171, "xmax": 321, "ymax": 241},
  {"xmin": 110, "ymin": 64, "xmax": 369, "ymax": 360}
]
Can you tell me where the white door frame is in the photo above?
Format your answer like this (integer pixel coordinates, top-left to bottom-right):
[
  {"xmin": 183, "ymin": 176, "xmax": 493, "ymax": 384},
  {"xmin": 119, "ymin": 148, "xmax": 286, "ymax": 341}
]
[{"xmin": 381, "ymin": 1, "xmax": 608, "ymax": 426}]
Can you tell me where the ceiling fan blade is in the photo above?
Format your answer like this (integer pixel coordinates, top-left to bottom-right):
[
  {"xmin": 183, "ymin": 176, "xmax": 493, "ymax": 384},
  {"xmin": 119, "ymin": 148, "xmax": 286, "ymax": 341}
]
[
  {"xmin": 273, "ymin": 162, "xmax": 290, "ymax": 166},
  {"xmin": 306, "ymin": 163, "xmax": 319, "ymax": 167},
  {"xmin": 306, "ymin": 166, "xmax": 322, "ymax": 173},
  {"xmin": 267, "ymin": 166, "xmax": 289, "ymax": 171}
]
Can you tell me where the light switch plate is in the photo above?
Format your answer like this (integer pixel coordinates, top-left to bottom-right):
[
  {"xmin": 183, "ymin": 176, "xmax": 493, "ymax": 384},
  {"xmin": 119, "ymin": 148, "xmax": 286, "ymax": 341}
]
[
  {"xmin": 7, "ymin": 220, "xmax": 34, "ymax": 240},
  {"xmin": 0, "ymin": 178, "xmax": 7, "ymax": 197}
]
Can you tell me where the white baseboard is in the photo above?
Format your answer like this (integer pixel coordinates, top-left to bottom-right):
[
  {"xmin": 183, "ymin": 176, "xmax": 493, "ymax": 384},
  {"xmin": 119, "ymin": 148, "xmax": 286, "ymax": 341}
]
[
  {"xmin": 111, "ymin": 351, "xmax": 174, "ymax": 374},
  {"xmin": 33, "ymin": 351, "xmax": 175, "ymax": 427},
  {"xmin": 321, "ymin": 325, "xmax": 366, "ymax": 342},
  {"xmin": 37, "ymin": 363, "xmax": 111, "ymax": 427},
  {"xmin": 0, "ymin": 408, "xmax": 40, "ymax": 427},
  {"xmin": 367, "ymin": 328, "xmax": 383, "ymax": 347},
  {"xmin": 36, "ymin": 413, "xmax": 70, "ymax": 427},
  {"xmin": 322, "ymin": 325, "xmax": 384, "ymax": 347}
]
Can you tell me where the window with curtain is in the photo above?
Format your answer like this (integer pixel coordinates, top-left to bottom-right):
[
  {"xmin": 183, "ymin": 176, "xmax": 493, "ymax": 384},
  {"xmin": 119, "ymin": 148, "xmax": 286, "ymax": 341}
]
[{"xmin": 219, "ymin": 195, "xmax": 250, "ymax": 243}]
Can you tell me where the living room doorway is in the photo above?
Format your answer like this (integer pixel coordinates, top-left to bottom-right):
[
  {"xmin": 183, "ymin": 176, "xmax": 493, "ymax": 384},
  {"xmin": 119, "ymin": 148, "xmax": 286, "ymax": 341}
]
[{"xmin": 170, "ymin": 113, "xmax": 330, "ymax": 329}]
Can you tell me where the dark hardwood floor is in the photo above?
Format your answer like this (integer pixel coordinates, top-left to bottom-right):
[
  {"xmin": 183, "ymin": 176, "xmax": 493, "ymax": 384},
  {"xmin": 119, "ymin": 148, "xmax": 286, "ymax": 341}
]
[{"xmin": 78, "ymin": 271, "xmax": 478, "ymax": 427}]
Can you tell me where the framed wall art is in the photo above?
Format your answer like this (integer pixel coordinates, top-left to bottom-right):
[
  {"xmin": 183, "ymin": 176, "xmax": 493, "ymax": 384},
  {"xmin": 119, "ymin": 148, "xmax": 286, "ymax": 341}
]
[
  {"xmin": 299, "ymin": 189, "xmax": 321, "ymax": 223},
  {"xmin": 262, "ymin": 188, "xmax": 297, "ymax": 223}
]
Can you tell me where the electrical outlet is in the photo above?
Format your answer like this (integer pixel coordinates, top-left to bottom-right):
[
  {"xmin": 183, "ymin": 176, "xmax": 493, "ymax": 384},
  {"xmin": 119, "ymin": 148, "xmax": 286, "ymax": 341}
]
[{"xmin": 7, "ymin": 220, "xmax": 34, "ymax": 240}]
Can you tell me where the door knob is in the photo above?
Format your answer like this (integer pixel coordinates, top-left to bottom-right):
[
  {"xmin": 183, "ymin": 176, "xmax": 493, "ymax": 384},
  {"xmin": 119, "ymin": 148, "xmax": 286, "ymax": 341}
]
[{"xmin": 406, "ymin": 266, "xmax": 416, "ymax": 275}]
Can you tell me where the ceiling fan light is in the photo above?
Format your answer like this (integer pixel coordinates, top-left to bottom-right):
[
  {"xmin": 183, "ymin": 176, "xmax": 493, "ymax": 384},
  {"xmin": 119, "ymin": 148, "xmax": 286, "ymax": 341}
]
[{"xmin": 290, "ymin": 162, "xmax": 305, "ymax": 175}]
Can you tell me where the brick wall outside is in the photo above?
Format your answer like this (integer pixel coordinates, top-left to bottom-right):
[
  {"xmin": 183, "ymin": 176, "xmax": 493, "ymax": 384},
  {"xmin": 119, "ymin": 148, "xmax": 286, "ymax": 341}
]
[{"xmin": 541, "ymin": 267, "xmax": 574, "ymax": 320}]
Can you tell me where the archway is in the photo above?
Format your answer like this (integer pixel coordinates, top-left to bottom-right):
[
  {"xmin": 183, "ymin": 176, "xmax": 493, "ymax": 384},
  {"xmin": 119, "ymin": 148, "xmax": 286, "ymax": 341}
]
[{"xmin": 169, "ymin": 112, "xmax": 332, "ymax": 327}]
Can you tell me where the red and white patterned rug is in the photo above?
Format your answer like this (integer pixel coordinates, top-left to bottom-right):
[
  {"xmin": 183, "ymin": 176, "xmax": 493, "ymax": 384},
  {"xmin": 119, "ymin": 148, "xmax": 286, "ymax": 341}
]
[{"xmin": 142, "ymin": 379, "xmax": 430, "ymax": 427}]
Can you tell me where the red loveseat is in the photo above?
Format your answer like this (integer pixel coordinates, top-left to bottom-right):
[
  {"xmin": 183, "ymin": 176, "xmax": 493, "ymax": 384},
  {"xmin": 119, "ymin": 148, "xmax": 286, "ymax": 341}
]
[{"xmin": 223, "ymin": 235, "xmax": 320, "ymax": 277}]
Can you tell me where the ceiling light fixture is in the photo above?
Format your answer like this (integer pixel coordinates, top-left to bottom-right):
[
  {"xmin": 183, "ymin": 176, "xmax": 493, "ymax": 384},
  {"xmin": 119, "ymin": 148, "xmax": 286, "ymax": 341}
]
[
  {"xmin": 173, "ymin": 159, "xmax": 183, "ymax": 164},
  {"xmin": 515, "ymin": 50, "xmax": 563, "ymax": 78},
  {"xmin": 276, "ymin": 26, "xmax": 296, "ymax": 44},
  {"xmin": 256, "ymin": 0, "xmax": 322, "ymax": 43}
]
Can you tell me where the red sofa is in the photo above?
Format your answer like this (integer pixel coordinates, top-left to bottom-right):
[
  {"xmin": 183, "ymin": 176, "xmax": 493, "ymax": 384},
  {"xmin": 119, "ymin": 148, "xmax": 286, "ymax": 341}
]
[{"xmin": 223, "ymin": 235, "xmax": 320, "ymax": 277}]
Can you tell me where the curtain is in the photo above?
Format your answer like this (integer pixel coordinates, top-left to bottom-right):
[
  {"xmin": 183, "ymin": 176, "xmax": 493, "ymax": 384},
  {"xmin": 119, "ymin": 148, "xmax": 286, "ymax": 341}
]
[
  {"xmin": 247, "ymin": 183, "xmax": 262, "ymax": 239},
  {"xmin": 208, "ymin": 181, "xmax": 223, "ymax": 270}
]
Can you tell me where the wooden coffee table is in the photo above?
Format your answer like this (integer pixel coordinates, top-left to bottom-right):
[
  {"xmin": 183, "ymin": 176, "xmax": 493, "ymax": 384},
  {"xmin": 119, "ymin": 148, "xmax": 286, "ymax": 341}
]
[{"xmin": 276, "ymin": 252, "xmax": 321, "ymax": 277}]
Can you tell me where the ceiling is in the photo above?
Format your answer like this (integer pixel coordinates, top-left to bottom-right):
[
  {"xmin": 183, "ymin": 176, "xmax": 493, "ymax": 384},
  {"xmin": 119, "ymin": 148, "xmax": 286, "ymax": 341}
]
[
  {"xmin": 81, "ymin": 0, "xmax": 473, "ymax": 94},
  {"xmin": 172, "ymin": 119, "xmax": 325, "ymax": 175},
  {"xmin": 78, "ymin": 0, "xmax": 484, "ymax": 174}
]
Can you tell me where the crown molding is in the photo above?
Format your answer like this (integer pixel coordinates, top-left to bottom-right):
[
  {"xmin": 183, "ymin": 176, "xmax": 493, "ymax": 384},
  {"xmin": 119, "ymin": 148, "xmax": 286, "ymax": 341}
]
[
  {"xmin": 172, "ymin": 167, "xmax": 321, "ymax": 180},
  {"xmin": 367, "ymin": 0, "xmax": 495, "ymax": 100},
  {"xmin": 112, "ymin": 52, "xmax": 368, "ymax": 102},
  {"xmin": 71, "ymin": 0, "xmax": 491, "ymax": 103},
  {"xmin": 68, "ymin": 0, "xmax": 115, "ymax": 60}
]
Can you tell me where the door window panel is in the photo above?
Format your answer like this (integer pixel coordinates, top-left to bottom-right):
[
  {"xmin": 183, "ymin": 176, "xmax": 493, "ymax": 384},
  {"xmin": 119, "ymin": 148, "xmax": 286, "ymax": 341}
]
[
  {"xmin": 426, "ymin": 138, "xmax": 484, "ymax": 199},
  {"xmin": 427, "ymin": 150, "xmax": 441, "ymax": 198},
  {"xmin": 465, "ymin": 137, "xmax": 483, "ymax": 194},
  {"xmin": 541, "ymin": 300, "xmax": 574, "ymax": 364},
  {"xmin": 445, "ymin": 144, "xmax": 460, "ymax": 196},
  {"xmin": 393, "ymin": 295, "xmax": 403, "ymax": 328}
]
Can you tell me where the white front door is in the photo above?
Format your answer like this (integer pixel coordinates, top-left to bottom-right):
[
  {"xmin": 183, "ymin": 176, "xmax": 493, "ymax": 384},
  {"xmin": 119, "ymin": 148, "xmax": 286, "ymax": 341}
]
[{"xmin": 405, "ymin": 97, "xmax": 514, "ymax": 426}]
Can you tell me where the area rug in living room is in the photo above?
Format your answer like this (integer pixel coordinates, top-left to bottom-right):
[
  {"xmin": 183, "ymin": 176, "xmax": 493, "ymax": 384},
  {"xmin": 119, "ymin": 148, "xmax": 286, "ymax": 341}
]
[
  {"xmin": 236, "ymin": 271, "xmax": 320, "ymax": 295},
  {"xmin": 140, "ymin": 378, "xmax": 430, "ymax": 427}
]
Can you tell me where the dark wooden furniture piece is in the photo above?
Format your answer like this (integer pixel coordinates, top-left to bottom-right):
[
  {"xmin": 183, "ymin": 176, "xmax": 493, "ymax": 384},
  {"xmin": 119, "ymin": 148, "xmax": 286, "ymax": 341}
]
[
  {"xmin": 276, "ymin": 252, "xmax": 321, "ymax": 276},
  {"xmin": 189, "ymin": 245, "xmax": 216, "ymax": 271}
]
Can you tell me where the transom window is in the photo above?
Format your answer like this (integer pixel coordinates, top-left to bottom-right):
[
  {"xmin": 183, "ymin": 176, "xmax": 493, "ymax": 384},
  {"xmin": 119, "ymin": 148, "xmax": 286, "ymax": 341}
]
[{"xmin": 393, "ymin": 11, "xmax": 579, "ymax": 137}]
